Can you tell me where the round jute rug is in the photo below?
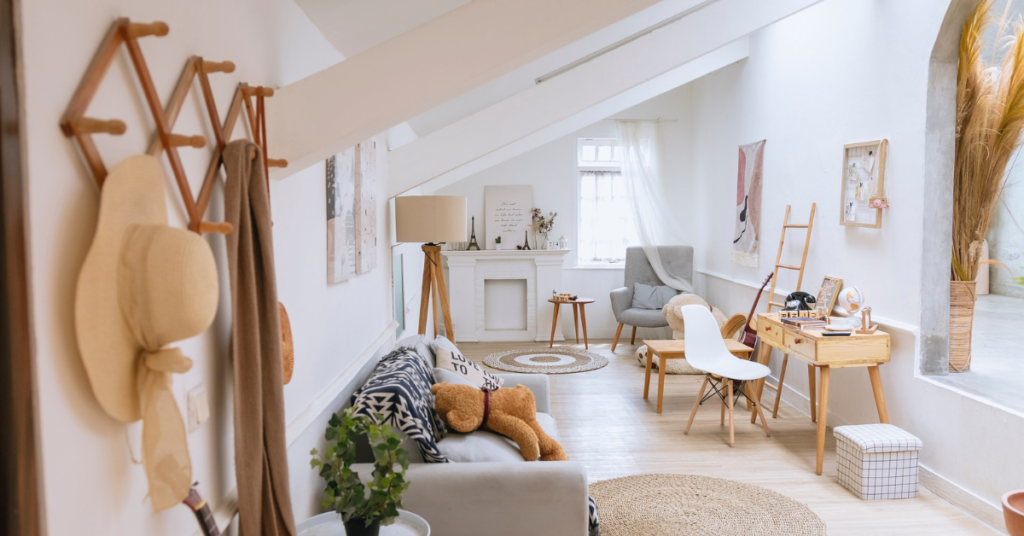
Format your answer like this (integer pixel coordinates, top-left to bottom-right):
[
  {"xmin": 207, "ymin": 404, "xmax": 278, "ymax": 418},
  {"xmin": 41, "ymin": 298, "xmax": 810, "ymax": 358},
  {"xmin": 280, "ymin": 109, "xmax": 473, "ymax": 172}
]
[
  {"xmin": 483, "ymin": 347, "xmax": 608, "ymax": 374},
  {"xmin": 589, "ymin": 474, "xmax": 827, "ymax": 536}
]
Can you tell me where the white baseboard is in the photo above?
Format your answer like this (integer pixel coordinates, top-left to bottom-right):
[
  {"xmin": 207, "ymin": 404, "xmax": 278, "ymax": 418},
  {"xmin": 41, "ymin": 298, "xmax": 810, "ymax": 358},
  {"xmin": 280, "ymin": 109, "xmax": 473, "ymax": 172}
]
[
  {"xmin": 919, "ymin": 467, "xmax": 1006, "ymax": 534},
  {"xmin": 285, "ymin": 320, "xmax": 397, "ymax": 446},
  {"xmin": 765, "ymin": 379, "xmax": 1006, "ymax": 535}
]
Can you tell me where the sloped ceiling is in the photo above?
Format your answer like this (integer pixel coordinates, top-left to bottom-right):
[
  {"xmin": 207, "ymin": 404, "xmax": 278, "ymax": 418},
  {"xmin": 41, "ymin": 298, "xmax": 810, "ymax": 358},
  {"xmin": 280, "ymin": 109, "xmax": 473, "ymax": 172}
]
[{"xmin": 295, "ymin": 0, "xmax": 472, "ymax": 58}]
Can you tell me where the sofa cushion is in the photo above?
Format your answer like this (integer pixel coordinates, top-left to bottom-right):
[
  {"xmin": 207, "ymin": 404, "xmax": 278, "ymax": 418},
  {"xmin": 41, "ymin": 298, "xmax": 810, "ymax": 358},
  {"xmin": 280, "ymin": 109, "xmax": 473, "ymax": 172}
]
[
  {"xmin": 436, "ymin": 345, "xmax": 503, "ymax": 391},
  {"xmin": 398, "ymin": 334, "xmax": 436, "ymax": 367},
  {"xmin": 437, "ymin": 413, "xmax": 559, "ymax": 463},
  {"xmin": 618, "ymin": 307, "xmax": 670, "ymax": 328},
  {"xmin": 631, "ymin": 282, "xmax": 678, "ymax": 310}
]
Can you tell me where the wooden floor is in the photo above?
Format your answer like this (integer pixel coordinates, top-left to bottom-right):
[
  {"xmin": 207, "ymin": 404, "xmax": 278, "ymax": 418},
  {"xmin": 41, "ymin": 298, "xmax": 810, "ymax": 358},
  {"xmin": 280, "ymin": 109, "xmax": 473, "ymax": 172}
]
[{"xmin": 459, "ymin": 339, "xmax": 999, "ymax": 535}]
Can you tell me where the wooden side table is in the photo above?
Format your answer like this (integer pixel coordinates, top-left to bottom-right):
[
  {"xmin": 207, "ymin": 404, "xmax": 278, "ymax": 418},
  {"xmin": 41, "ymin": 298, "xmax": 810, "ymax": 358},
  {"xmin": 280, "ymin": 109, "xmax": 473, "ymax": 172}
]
[
  {"xmin": 548, "ymin": 298, "xmax": 595, "ymax": 349},
  {"xmin": 643, "ymin": 339, "xmax": 754, "ymax": 413}
]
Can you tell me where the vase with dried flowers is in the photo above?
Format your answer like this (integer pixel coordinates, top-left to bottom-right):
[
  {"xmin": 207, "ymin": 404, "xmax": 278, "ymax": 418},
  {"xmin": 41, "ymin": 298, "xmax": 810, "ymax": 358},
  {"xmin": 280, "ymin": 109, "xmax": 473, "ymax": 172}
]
[
  {"xmin": 951, "ymin": 0, "xmax": 1024, "ymax": 371},
  {"xmin": 532, "ymin": 208, "xmax": 557, "ymax": 250}
]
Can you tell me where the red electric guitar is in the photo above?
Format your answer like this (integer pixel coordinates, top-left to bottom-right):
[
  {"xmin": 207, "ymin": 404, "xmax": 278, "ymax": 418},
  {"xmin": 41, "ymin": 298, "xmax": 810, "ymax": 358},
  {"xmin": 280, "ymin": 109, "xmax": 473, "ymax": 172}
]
[
  {"xmin": 742, "ymin": 273, "xmax": 774, "ymax": 348},
  {"xmin": 183, "ymin": 483, "xmax": 221, "ymax": 536}
]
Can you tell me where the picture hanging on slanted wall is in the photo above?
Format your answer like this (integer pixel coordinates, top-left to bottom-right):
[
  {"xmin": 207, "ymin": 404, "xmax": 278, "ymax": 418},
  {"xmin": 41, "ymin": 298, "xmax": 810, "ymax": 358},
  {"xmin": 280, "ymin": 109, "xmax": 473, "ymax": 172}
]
[
  {"xmin": 355, "ymin": 141, "xmax": 378, "ymax": 274},
  {"xmin": 732, "ymin": 140, "xmax": 765, "ymax": 267},
  {"xmin": 327, "ymin": 149, "xmax": 356, "ymax": 283}
]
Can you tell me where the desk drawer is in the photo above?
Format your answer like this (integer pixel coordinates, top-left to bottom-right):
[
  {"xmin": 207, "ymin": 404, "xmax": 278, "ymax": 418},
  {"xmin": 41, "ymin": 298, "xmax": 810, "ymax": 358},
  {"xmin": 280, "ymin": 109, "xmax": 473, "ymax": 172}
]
[
  {"xmin": 758, "ymin": 319, "xmax": 784, "ymax": 347},
  {"xmin": 784, "ymin": 331, "xmax": 816, "ymax": 359}
]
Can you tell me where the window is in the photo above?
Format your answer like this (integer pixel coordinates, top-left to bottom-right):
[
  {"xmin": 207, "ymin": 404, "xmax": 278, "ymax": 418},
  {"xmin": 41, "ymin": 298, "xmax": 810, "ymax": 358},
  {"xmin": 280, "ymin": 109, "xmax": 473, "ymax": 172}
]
[{"xmin": 577, "ymin": 138, "xmax": 639, "ymax": 265}]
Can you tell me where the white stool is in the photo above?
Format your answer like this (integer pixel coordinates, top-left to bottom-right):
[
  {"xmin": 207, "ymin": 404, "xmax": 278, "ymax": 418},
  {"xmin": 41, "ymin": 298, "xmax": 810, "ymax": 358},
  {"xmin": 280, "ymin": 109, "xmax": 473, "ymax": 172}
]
[{"xmin": 834, "ymin": 424, "xmax": 922, "ymax": 500}]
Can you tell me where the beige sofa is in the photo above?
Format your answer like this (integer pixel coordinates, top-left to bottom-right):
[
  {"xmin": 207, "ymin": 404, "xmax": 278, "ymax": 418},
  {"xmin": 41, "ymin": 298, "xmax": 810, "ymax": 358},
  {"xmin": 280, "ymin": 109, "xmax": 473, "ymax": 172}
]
[{"xmin": 351, "ymin": 336, "xmax": 590, "ymax": 536}]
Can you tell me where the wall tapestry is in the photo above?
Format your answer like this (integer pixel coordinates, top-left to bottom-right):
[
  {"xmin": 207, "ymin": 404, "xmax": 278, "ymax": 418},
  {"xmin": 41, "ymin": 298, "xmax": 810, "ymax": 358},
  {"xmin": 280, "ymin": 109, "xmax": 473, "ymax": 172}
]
[
  {"xmin": 327, "ymin": 149, "xmax": 356, "ymax": 283},
  {"xmin": 355, "ymin": 141, "xmax": 377, "ymax": 274},
  {"xmin": 732, "ymin": 140, "xmax": 765, "ymax": 267}
]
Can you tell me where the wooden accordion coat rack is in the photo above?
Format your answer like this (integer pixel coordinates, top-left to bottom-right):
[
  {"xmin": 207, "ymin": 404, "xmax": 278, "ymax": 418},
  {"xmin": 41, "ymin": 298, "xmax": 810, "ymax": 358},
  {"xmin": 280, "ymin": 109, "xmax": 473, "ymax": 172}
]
[{"xmin": 60, "ymin": 18, "xmax": 287, "ymax": 235}]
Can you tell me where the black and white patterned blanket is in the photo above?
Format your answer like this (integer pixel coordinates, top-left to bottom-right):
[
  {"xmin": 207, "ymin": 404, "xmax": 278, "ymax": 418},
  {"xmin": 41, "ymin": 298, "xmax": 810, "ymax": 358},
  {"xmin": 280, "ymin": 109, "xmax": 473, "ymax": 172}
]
[
  {"xmin": 352, "ymin": 345, "xmax": 600, "ymax": 535},
  {"xmin": 350, "ymin": 347, "xmax": 449, "ymax": 463}
]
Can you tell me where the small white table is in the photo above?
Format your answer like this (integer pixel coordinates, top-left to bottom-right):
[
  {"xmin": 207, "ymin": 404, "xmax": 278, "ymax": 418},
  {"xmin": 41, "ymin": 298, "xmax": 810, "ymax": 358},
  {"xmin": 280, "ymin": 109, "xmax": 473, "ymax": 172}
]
[{"xmin": 297, "ymin": 510, "xmax": 430, "ymax": 536}]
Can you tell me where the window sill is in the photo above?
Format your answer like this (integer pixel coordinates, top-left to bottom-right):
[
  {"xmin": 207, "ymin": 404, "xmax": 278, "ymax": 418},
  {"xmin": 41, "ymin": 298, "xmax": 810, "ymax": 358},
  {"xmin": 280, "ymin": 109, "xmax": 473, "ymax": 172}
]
[{"xmin": 566, "ymin": 265, "xmax": 626, "ymax": 271}]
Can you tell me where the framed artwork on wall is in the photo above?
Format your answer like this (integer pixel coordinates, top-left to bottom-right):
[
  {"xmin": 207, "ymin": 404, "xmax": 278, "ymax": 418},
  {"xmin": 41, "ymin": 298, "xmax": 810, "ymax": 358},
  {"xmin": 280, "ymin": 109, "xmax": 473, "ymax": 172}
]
[
  {"xmin": 484, "ymin": 185, "xmax": 533, "ymax": 249},
  {"xmin": 840, "ymin": 139, "xmax": 888, "ymax": 229},
  {"xmin": 326, "ymin": 150, "xmax": 356, "ymax": 283},
  {"xmin": 355, "ymin": 141, "xmax": 377, "ymax": 274},
  {"xmin": 816, "ymin": 275, "xmax": 844, "ymax": 315}
]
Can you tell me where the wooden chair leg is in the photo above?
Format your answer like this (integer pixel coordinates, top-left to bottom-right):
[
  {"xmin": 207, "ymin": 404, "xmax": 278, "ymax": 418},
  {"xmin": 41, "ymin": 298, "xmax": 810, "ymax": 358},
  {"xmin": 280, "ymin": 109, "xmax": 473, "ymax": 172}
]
[
  {"xmin": 684, "ymin": 375, "xmax": 710, "ymax": 435},
  {"xmin": 749, "ymin": 380, "xmax": 772, "ymax": 437},
  {"xmin": 726, "ymin": 379, "xmax": 735, "ymax": 447},
  {"xmin": 612, "ymin": 323, "xmax": 624, "ymax": 352},
  {"xmin": 808, "ymin": 365, "xmax": 817, "ymax": 423},
  {"xmin": 772, "ymin": 353, "xmax": 789, "ymax": 419},
  {"xmin": 720, "ymin": 392, "xmax": 726, "ymax": 426},
  {"xmin": 630, "ymin": 325, "xmax": 637, "ymax": 345}
]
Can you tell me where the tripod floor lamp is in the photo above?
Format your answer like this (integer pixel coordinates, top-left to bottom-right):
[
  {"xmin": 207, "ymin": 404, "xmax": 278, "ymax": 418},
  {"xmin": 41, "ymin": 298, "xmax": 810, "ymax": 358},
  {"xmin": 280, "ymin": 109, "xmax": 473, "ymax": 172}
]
[{"xmin": 395, "ymin": 196, "xmax": 467, "ymax": 340}]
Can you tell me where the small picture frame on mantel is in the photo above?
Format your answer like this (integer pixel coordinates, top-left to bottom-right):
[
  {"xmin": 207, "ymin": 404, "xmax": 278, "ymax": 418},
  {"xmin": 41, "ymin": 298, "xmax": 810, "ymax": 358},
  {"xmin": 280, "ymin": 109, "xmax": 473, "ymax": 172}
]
[{"xmin": 840, "ymin": 139, "xmax": 888, "ymax": 229}]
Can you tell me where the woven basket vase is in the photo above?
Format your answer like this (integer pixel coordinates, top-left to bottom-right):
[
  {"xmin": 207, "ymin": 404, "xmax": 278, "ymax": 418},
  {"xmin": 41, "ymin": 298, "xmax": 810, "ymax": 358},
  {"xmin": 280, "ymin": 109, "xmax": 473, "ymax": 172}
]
[{"xmin": 949, "ymin": 280, "xmax": 977, "ymax": 373}]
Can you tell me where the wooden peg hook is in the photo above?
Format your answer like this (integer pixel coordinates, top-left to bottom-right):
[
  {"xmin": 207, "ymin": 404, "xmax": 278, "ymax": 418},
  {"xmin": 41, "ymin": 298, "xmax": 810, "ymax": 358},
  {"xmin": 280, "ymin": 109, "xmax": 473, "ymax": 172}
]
[
  {"xmin": 72, "ymin": 118, "xmax": 126, "ymax": 135},
  {"xmin": 242, "ymin": 86, "xmax": 274, "ymax": 98},
  {"xmin": 167, "ymin": 134, "xmax": 206, "ymax": 148},
  {"xmin": 201, "ymin": 60, "xmax": 235, "ymax": 74},
  {"xmin": 198, "ymin": 221, "xmax": 234, "ymax": 235},
  {"xmin": 125, "ymin": 21, "xmax": 168, "ymax": 38}
]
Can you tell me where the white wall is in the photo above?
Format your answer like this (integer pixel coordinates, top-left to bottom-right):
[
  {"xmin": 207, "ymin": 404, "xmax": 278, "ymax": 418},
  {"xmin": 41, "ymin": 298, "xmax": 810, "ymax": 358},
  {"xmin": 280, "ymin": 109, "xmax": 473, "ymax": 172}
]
[
  {"xmin": 18, "ymin": 1, "xmax": 401, "ymax": 534},
  {"xmin": 433, "ymin": 86, "xmax": 696, "ymax": 340},
  {"xmin": 684, "ymin": 0, "xmax": 1024, "ymax": 514}
]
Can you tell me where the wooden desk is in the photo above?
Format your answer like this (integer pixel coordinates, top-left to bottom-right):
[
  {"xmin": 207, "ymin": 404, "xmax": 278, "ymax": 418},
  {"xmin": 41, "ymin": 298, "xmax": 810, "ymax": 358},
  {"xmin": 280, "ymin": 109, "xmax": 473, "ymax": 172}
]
[
  {"xmin": 753, "ymin": 313, "xmax": 891, "ymax": 475},
  {"xmin": 548, "ymin": 298, "xmax": 595, "ymax": 349},
  {"xmin": 643, "ymin": 339, "xmax": 754, "ymax": 414}
]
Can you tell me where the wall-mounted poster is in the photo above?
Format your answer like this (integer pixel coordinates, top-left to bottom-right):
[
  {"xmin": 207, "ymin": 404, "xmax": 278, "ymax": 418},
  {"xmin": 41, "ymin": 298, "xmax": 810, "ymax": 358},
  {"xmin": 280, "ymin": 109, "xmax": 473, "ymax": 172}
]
[
  {"xmin": 485, "ymin": 185, "xmax": 533, "ymax": 249},
  {"xmin": 732, "ymin": 140, "xmax": 765, "ymax": 267},
  {"xmin": 355, "ymin": 141, "xmax": 377, "ymax": 274},
  {"xmin": 327, "ymin": 149, "xmax": 356, "ymax": 283}
]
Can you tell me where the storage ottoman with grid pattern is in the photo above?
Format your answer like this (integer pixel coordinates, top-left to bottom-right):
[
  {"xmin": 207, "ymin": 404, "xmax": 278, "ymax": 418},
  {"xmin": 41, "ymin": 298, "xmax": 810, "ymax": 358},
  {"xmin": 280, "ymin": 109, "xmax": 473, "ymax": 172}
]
[{"xmin": 834, "ymin": 423, "xmax": 922, "ymax": 500}]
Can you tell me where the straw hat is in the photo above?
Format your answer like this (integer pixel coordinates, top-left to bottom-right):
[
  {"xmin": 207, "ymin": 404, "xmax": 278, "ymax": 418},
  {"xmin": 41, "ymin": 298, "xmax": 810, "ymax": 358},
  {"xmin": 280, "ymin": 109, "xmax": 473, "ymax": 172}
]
[
  {"xmin": 75, "ymin": 154, "xmax": 218, "ymax": 422},
  {"xmin": 75, "ymin": 154, "xmax": 218, "ymax": 511}
]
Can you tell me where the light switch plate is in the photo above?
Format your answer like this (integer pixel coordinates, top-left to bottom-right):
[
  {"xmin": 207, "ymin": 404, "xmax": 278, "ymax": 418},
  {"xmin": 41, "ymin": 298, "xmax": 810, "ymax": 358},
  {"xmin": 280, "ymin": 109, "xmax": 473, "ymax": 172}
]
[{"xmin": 187, "ymin": 384, "xmax": 210, "ymax": 433}]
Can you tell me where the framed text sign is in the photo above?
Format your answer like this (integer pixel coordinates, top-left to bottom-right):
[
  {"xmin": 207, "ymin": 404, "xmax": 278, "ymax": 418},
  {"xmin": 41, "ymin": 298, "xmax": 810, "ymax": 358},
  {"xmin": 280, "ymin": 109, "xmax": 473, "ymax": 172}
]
[{"xmin": 485, "ymin": 185, "xmax": 533, "ymax": 249}]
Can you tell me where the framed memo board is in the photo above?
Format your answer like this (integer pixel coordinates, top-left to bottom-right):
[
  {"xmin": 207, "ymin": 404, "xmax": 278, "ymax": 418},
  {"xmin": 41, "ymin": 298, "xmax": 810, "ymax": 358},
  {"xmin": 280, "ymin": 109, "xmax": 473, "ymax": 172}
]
[
  {"xmin": 840, "ymin": 139, "xmax": 888, "ymax": 229},
  {"xmin": 485, "ymin": 185, "xmax": 533, "ymax": 249}
]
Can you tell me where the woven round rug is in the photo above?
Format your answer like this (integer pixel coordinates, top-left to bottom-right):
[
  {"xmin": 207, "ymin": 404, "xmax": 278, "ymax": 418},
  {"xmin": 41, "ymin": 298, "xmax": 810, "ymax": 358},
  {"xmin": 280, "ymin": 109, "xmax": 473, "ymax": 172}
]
[
  {"xmin": 483, "ymin": 347, "xmax": 608, "ymax": 374},
  {"xmin": 590, "ymin": 474, "xmax": 827, "ymax": 536}
]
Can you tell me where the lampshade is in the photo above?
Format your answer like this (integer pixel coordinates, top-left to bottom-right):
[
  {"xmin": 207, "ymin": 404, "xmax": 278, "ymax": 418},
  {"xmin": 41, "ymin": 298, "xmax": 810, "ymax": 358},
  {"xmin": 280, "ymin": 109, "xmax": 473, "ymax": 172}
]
[{"xmin": 395, "ymin": 196, "xmax": 467, "ymax": 243}]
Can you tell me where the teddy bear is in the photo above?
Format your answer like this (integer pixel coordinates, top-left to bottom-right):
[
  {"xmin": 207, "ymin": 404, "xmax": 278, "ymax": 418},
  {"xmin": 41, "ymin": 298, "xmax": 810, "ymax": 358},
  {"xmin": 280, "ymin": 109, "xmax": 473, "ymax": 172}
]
[{"xmin": 430, "ymin": 382, "xmax": 568, "ymax": 462}]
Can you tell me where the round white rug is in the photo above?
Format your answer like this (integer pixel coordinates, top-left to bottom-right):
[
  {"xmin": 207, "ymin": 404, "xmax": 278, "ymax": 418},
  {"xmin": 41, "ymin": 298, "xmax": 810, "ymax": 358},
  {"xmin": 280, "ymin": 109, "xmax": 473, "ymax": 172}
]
[{"xmin": 483, "ymin": 347, "xmax": 608, "ymax": 374}]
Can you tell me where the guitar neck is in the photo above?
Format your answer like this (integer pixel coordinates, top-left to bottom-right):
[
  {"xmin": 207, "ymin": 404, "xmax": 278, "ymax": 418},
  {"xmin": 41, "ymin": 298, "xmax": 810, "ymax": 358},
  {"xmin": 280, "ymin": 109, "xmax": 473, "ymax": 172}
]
[{"xmin": 192, "ymin": 503, "xmax": 220, "ymax": 536}]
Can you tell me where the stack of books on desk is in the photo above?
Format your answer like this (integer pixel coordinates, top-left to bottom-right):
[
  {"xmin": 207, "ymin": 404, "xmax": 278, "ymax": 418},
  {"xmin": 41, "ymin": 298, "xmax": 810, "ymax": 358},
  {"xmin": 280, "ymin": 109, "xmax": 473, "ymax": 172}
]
[{"xmin": 780, "ymin": 317, "xmax": 827, "ymax": 329}]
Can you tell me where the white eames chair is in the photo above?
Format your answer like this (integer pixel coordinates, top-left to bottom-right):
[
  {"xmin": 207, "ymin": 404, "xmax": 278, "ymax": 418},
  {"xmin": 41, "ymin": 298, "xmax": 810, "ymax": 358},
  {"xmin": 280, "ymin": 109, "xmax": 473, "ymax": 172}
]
[{"xmin": 680, "ymin": 304, "xmax": 772, "ymax": 446}]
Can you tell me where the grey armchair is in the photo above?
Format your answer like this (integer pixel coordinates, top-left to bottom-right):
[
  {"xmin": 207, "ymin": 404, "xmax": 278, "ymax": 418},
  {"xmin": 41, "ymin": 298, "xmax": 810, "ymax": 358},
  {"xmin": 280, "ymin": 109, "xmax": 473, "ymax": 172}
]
[{"xmin": 610, "ymin": 246, "xmax": 694, "ymax": 351}]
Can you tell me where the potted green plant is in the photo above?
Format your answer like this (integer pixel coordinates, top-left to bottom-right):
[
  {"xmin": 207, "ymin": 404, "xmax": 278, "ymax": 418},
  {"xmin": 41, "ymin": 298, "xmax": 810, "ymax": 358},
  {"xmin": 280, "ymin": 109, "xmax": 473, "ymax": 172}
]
[
  {"xmin": 495, "ymin": 236, "xmax": 502, "ymax": 251},
  {"xmin": 310, "ymin": 407, "xmax": 410, "ymax": 536}
]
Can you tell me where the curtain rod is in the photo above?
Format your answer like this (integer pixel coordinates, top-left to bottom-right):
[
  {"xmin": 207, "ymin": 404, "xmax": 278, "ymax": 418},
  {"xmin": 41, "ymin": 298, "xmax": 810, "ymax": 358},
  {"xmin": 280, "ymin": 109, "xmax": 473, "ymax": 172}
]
[{"xmin": 608, "ymin": 118, "xmax": 679, "ymax": 122}]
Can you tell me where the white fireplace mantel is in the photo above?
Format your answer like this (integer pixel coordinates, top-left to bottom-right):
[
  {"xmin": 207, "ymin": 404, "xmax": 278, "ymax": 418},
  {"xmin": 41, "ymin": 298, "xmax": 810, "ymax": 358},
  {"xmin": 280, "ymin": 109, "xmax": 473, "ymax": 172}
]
[{"xmin": 442, "ymin": 249, "xmax": 569, "ymax": 342}]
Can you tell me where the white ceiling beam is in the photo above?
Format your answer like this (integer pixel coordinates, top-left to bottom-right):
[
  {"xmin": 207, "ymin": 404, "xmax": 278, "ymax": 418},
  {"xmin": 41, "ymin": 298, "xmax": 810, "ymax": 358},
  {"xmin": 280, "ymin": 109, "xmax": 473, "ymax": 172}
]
[
  {"xmin": 267, "ymin": 0, "xmax": 665, "ymax": 176},
  {"xmin": 387, "ymin": 0, "xmax": 823, "ymax": 198},
  {"xmin": 414, "ymin": 39, "xmax": 750, "ymax": 195}
]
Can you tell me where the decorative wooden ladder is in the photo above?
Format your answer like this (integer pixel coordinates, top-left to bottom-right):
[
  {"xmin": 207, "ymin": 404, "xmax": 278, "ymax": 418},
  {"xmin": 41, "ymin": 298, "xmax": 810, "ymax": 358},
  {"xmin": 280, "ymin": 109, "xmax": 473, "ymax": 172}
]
[{"xmin": 760, "ymin": 203, "xmax": 816, "ymax": 420}]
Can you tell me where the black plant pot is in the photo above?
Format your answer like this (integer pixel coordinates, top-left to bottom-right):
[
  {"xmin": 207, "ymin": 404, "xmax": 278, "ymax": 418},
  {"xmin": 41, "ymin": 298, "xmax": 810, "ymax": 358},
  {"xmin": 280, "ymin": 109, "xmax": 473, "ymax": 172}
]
[{"xmin": 343, "ymin": 517, "xmax": 381, "ymax": 536}]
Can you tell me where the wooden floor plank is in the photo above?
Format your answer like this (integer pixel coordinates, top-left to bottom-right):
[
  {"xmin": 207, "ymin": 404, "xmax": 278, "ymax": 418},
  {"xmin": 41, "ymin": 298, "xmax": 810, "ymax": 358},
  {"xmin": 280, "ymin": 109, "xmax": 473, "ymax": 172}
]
[{"xmin": 458, "ymin": 340, "xmax": 999, "ymax": 535}]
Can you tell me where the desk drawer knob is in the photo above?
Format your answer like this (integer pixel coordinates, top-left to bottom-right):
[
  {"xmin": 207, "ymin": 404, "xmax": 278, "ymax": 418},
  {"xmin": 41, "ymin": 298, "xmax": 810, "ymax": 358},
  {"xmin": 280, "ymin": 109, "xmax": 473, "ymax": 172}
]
[{"xmin": 794, "ymin": 338, "xmax": 804, "ymax": 344}]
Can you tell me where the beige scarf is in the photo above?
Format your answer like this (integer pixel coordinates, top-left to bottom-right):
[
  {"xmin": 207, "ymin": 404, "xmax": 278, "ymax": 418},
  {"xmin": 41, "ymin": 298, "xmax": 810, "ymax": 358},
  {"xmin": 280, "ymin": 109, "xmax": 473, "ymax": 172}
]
[{"xmin": 223, "ymin": 140, "xmax": 296, "ymax": 536}]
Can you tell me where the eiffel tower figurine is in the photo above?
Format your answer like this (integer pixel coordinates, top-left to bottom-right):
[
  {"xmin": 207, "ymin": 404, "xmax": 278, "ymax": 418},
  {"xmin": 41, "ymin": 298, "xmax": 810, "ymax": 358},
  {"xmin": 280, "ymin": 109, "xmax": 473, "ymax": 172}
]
[
  {"xmin": 521, "ymin": 230, "xmax": 531, "ymax": 250},
  {"xmin": 467, "ymin": 216, "xmax": 480, "ymax": 250}
]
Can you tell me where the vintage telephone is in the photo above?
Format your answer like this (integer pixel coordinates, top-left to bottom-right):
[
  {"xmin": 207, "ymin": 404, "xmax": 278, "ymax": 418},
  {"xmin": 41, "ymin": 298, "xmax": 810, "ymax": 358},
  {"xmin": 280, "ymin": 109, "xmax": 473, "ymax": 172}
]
[{"xmin": 783, "ymin": 291, "xmax": 817, "ymax": 311}]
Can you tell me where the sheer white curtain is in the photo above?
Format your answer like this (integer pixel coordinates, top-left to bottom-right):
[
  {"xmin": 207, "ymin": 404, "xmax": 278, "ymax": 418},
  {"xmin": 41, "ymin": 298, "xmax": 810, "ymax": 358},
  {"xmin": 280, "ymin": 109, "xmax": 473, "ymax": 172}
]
[
  {"xmin": 616, "ymin": 120, "xmax": 693, "ymax": 293},
  {"xmin": 578, "ymin": 170, "xmax": 638, "ymax": 263}
]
